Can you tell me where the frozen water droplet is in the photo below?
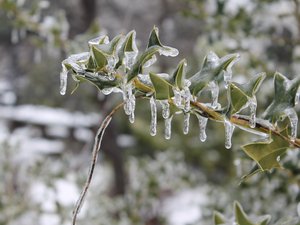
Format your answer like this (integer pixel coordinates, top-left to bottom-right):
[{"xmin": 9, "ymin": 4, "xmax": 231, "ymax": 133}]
[
  {"xmin": 183, "ymin": 113, "xmax": 190, "ymax": 135},
  {"xmin": 144, "ymin": 54, "xmax": 157, "ymax": 68},
  {"xmin": 60, "ymin": 64, "xmax": 68, "ymax": 95},
  {"xmin": 208, "ymin": 80, "xmax": 219, "ymax": 109},
  {"xmin": 172, "ymin": 87, "xmax": 182, "ymax": 107},
  {"xmin": 124, "ymin": 51, "xmax": 138, "ymax": 69},
  {"xmin": 284, "ymin": 108, "xmax": 298, "ymax": 141},
  {"xmin": 196, "ymin": 114, "xmax": 208, "ymax": 142},
  {"xmin": 150, "ymin": 96, "xmax": 157, "ymax": 136},
  {"xmin": 295, "ymin": 86, "xmax": 300, "ymax": 105},
  {"xmin": 248, "ymin": 97, "xmax": 257, "ymax": 128},
  {"xmin": 165, "ymin": 115, "xmax": 173, "ymax": 139},
  {"xmin": 160, "ymin": 100, "xmax": 170, "ymax": 119},
  {"xmin": 129, "ymin": 111, "xmax": 135, "ymax": 124},
  {"xmin": 276, "ymin": 156, "xmax": 281, "ymax": 162},
  {"xmin": 158, "ymin": 47, "xmax": 179, "ymax": 57},
  {"xmin": 224, "ymin": 119, "xmax": 235, "ymax": 149},
  {"xmin": 102, "ymin": 87, "xmax": 113, "ymax": 95},
  {"xmin": 11, "ymin": 29, "xmax": 19, "ymax": 44},
  {"xmin": 129, "ymin": 94, "xmax": 136, "ymax": 124}
]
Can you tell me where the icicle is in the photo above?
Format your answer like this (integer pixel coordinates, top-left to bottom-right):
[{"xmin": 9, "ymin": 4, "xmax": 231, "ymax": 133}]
[
  {"xmin": 160, "ymin": 100, "xmax": 170, "ymax": 119},
  {"xmin": 196, "ymin": 115, "xmax": 208, "ymax": 142},
  {"xmin": 60, "ymin": 64, "xmax": 68, "ymax": 95},
  {"xmin": 208, "ymin": 80, "xmax": 219, "ymax": 109},
  {"xmin": 122, "ymin": 83, "xmax": 133, "ymax": 115},
  {"xmin": 224, "ymin": 119, "xmax": 235, "ymax": 149},
  {"xmin": 102, "ymin": 87, "xmax": 114, "ymax": 95},
  {"xmin": 165, "ymin": 115, "xmax": 173, "ymax": 139},
  {"xmin": 248, "ymin": 97, "xmax": 257, "ymax": 128},
  {"xmin": 284, "ymin": 108, "xmax": 298, "ymax": 141},
  {"xmin": 158, "ymin": 47, "xmax": 179, "ymax": 57},
  {"xmin": 183, "ymin": 113, "xmax": 190, "ymax": 135},
  {"xmin": 172, "ymin": 87, "xmax": 182, "ymax": 107},
  {"xmin": 124, "ymin": 51, "xmax": 138, "ymax": 69},
  {"xmin": 129, "ymin": 95, "xmax": 136, "ymax": 124},
  {"xmin": 295, "ymin": 86, "xmax": 300, "ymax": 105},
  {"xmin": 150, "ymin": 96, "xmax": 157, "ymax": 136},
  {"xmin": 11, "ymin": 29, "xmax": 19, "ymax": 44},
  {"xmin": 143, "ymin": 55, "xmax": 157, "ymax": 68},
  {"xmin": 183, "ymin": 80, "xmax": 191, "ymax": 113},
  {"xmin": 223, "ymin": 70, "xmax": 231, "ymax": 89}
]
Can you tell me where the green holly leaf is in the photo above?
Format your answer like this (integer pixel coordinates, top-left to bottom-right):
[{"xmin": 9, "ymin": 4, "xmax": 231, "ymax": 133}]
[
  {"xmin": 90, "ymin": 45, "xmax": 107, "ymax": 70},
  {"xmin": 235, "ymin": 201, "xmax": 271, "ymax": 225},
  {"xmin": 128, "ymin": 26, "xmax": 178, "ymax": 82},
  {"xmin": 263, "ymin": 72, "xmax": 300, "ymax": 123},
  {"xmin": 230, "ymin": 73, "xmax": 266, "ymax": 115},
  {"xmin": 149, "ymin": 72, "xmax": 172, "ymax": 100},
  {"xmin": 189, "ymin": 51, "xmax": 239, "ymax": 96},
  {"xmin": 213, "ymin": 211, "xmax": 227, "ymax": 225},
  {"xmin": 242, "ymin": 130, "xmax": 290, "ymax": 171},
  {"xmin": 169, "ymin": 59, "xmax": 187, "ymax": 89}
]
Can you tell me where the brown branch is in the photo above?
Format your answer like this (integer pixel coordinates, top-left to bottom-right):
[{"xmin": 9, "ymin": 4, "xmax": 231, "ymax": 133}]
[{"xmin": 72, "ymin": 102, "xmax": 124, "ymax": 225}]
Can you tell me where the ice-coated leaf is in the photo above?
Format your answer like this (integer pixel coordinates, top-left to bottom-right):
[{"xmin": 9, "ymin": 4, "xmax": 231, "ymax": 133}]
[
  {"xmin": 189, "ymin": 52, "xmax": 239, "ymax": 96},
  {"xmin": 263, "ymin": 72, "xmax": 300, "ymax": 123},
  {"xmin": 88, "ymin": 35, "xmax": 109, "ymax": 46},
  {"xmin": 229, "ymin": 73, "xmax": 266, "ymax": 115},
  {"xmin": 149, "ymin": 72, "xmax": 172, "ymax": 100},
  {"xmin": 170, "ymin": 59, "xmax": 187, "ymax": 89},
  {"xmin": 213, "ymin": 211, "xmax": 227, "ymax": 225},
  {"xmin": 242, "ymin": 129, "xmax": 290, "ymax": 171},
  {"xmin": 127, "ymin": 27, "xmax": 178, "ymax": 82}
]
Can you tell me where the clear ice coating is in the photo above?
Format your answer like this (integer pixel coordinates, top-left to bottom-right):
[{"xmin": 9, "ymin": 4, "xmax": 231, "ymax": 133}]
[
  {"xmin": 143, "ymin": 55, "xmax": 157, "ymax": 68},
  {"xmin": 196, "ymin": 114, "xmax": 208, "ymax": 142},
  {"xmin": 158, "ymin": 47, "xmax": 179, "ymax": 57},
  {"xmin": 284, "ymin": 108, "xmax": 298, "ymax": 141},
  {"xmin": 224, "ymin": 119, "xmax": 235, "ymax": 149},
  {"xmin": 124, "ymin": 51, "xmax": 138, "ymax": 69},
  {"xmin": 183, "ymin": 113, "xmax": 190, "ymax": 135},
  {"xmin": 206, "ymin": 51, "xmax": 219, "ymax": 68},
  {"xmin": 165, "ymin": 115, "xmax": 173, "ymax": 140},
  {"xmin": 150, "ymin": 96, "xmax": 157, "ymax": 136},
  {"xmin": 88, "ymin": 35, "xmax": 109, "ymax": 46},
  {"xmin": 248, "ymin": 97, "xmax": 257, "ymax": 128},
  {"xmin": 160, "ymin": 100, "xmax": 170, "ymax": 119},
  {"xmin": 60, "ymin": 64, "xmax": 68, "ymax": 95},
  {"xmin": 208, "ymin": 80, "xmax": 219, "ymax": 109},
  {"xmin": 106, "ymin": 56, "xmax": 117, "ymax": 80},
  {"xmin": 223, "ymin": 55, "xmax": 239, "ymax": 89},
  {"xmin": 172, "ymin": 87, "xmax": 182, "ymax": 107}
]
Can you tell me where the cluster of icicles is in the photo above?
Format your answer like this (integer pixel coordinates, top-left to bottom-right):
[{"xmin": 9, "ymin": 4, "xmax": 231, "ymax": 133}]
[{"xmin": 59, "ymin": 37, "xmax": 299, "ymax": 149}]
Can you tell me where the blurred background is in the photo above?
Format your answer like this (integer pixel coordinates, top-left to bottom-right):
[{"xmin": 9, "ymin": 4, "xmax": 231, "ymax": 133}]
[{"xmin": 1, "ymin": 0, "xmax": 300, "ymax": 224}]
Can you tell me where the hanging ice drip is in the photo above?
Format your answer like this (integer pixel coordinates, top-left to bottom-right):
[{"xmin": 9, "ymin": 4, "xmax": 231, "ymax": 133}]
[
  {"xmin": 183, "ymin": 80, "xmax": 191, "ymax": 134},
  {"xmin": 165, "ymin": 115, "xmax": 173, "ymax": 140},
  {"xmin": 196, "ymin": 114, "xmax": 208, "ymax": 142},
  {"xmin": 224, "ymin": 119, "xmax": 235, "ymax": 149},
  {"xmin": 150, "ymin": 96, "xmax": 157, "ymax": 136},
  {"xmin": 207, "ymin": 80, "xmax": 220, "ymax": 109},
  {"xmin": 60, "ymin": 64, "xmax": 68, "ymax": 95},
  {"xmin": 122, "ymin": 82, "xmax": 136, "ymax": 123}
]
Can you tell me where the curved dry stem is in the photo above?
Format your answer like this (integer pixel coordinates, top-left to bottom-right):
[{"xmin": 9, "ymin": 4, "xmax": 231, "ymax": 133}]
[{"xmin": 72, "ymin": 102, "xmax": 124, "ymax": 225}]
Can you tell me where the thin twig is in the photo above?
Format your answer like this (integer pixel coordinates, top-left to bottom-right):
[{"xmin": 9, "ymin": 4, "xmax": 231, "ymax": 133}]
[{"xmin": 72, "ymin": 102, "xmax": 124, "ymax": 225}]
